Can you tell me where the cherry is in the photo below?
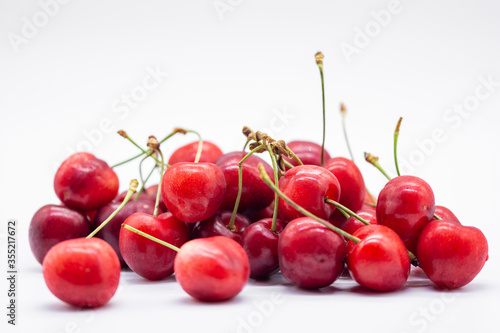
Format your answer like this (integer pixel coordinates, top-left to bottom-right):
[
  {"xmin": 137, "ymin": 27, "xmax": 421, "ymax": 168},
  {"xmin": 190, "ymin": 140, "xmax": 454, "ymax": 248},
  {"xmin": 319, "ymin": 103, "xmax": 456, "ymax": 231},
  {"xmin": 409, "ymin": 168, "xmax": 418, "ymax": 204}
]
[
  {"xmin": 324, "ymin": 157, "xmax": 366, "ymax": 222},
  {"xmin": 29, "ymin": 205, "xmax": 92, "ymax": 265},
  {"xmin": 240, "ymin": 218, "xmax": 285, "ymax": 280},
  {"xmin": 245, "ymin": 202, "xmax": 274, "ymax": 222},
  {"xmin": 191, "ymin": 210, "xmax": 251, "ymax": 243},
  {"xmin": 340, "ymin": 209, "xmax": 378, "ymax": 236},
  {"xmin": 376, "ymin": 175, "xmax": 435, "ymax": 241},
  {"xmin": 278, "ymin": 165, "xmax": 340, "ymax": 221},
  {"xmin": 116, "ymin": 189, "xmax": 155, "ymax": 205},
  {"xmin": 215, "ymin": 152, "xmax": 274, "ymax": 214},
  {"xmin": 346, "ymin": 224, "xmax": 410, "ymax": 292},
  {"xmin": 434, "ymin": 205, "xmax": 461, "ymax": 224},
  {"xmin": 145, "ymin": 184, "xmax": 168, "ymax": 212},
  {"xmin": 278, "ymin": 217, "xmax": 346, "ymax": 289},
  {"xmin": 54, "ymin": 152, "xmax": 119, "ymax": 211},
  {"xmin": 168, "ymin": 140, "xmax": 223, "ymax": 165},
  {"xmin": 42, "ymin": 237, "xmax": 120, "ymax": 308},
  {"xmin": 283, "ymin": 141, "xmax": 331, "ymax": 168},
  {"xmin": 417, "ymin": 220, "xmax": 488, "ymax": 289},
  {"xmin": 161, "ymin": 162, "xmax": 226, "ymax": 222},
  {"xmin": 119, "ymin": 212, "xmax": 190, "ymax": 280}
]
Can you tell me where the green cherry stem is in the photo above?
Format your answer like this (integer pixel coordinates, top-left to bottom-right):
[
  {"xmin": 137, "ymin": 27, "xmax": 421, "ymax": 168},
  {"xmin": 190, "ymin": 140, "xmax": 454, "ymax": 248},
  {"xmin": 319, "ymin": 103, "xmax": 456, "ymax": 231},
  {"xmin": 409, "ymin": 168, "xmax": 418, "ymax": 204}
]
[
  {"xmin": 325, "ymin": 198, "xmax": 370, "ymax": 225},
  {"xmin": 394, "ymin": 117, "xmax": 403, "ymax": 177},
  {"xmin": 153, "ymin": 150, "xmax": 165, "ymax": 217},
  {"xmin": 227, "ymin": 144, "xmax": 266, "ymax": 231},
  {"xmin": 315, "ymin": 51, "xmax": 326, "ymax": 166},
  {"xmin": 186, "ymin": 129, "xmax": 203, "ymax": 163},
  {"xmin": 364, "ymin": 152, "xmax": 392, "ymax": 181},
  {"xmin": 118, "ymin": 130, "xmax": 164, "ymax": 166},
  {"xmin": 135, "ymin": 163, "xmax": 157, "ymax": 201},
  {"xmin": 266, "ymin": 144, "xmax": 279, "ymax": 233},
  {"xmin": 122, "ymin": 224, "xmax": 180, "ymax": 252},
  {"xmin": 283, "ymin": 159, "xmax": 294, "ymax": 169},
  {"xmin": 287, "ymin": 147, "xmax": 303, "ymax": 166},
  {"xmin": 257, "ymin": 163, "xmax": 360, "ymax": 243},
  {"xmin": 87, "ymin": 179, "xmax": 139, "ymax": 238},
  {"xmin": 340, "ymin": 103, "xmax": 355, "ymax": 163}
]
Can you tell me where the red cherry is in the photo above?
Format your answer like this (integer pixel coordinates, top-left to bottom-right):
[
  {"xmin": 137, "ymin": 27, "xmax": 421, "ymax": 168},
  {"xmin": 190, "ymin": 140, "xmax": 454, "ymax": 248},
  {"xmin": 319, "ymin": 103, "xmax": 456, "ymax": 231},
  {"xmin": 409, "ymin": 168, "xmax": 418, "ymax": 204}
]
[
  {"xmin": 240, "ymin": 218, "xmax": 285, "ymax": 280},
  {"xmin": 278, "ymin": 217, "xmax": 346, "ymax": 289},
  {"xmin": 54, "ymin": 152, "xmax": 119, "ymax": 211},
  {"xmin": 323, "ymin": 157, "xmax": 366, "ymax": 222},
  {"xmin": 278, "ymin": 165, "xmax": 340, "ymax": 221},
  {"xmin": 215, "ymin": 152, "xmax": 275, "ymax": 214},
  {"xmin": 347, "ymin": 225, "xmax": 410, "ymax": 292},
  {"xmin": 174, "ymin": 236, "xmax": 250, "ymax": 302},
  {"xmin": 168, "ymin": 141, "xmax": 223, "ymax": 165},
  {"xmin": 29, "ymin": 205, "xmax": 92, "ymax": 265},
  {"xmin": 245, "ymin": 202, "xmax": 274, "ymax": 223},
  {"xmin": 376, "ymin": 175, "xmax": 435, "ymax": 241},
  {"xmin": 42, "ymin": 237, "xmax": 120, "ymax": 307},
  {"xmin": 119, "ymin": 212, "xmax": 190, "ymax": 280},
  {"xmin": 191, "ymin": 210, "xmax": 251, "ymax": 243},
  {"xmin": 340, "ymin": 209, "xmax": 378, "ymax": 236},
  {"xmin": 417, "ymin": 221, "xmax": 488, "ymax": 289},
  {"xmin": 283, "ymin": 140, "xmax": 331, "ymax": 167},
  {"xmin": 161, "ymin": 162, "xmax": 226, "ymax": 223},
  {"xmin": 145, "ymin": 184, "xmax": 168, "ymax": 212},
  {"xmin": 434, "ymin": 205, "xmax": 461, "ymax": 224},
  {"xmin": 116, "ymin": 189, "xmax": 156, "ymax": 205}
]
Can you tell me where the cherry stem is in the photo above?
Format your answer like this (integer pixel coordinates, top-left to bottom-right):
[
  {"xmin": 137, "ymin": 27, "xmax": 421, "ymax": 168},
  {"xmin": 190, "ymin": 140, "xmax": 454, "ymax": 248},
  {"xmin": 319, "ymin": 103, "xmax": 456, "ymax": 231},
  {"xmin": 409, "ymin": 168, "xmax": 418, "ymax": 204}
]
[
  {"xmin": 111, "ymin": 152, "xmax": 143, "ymax": 169},
  {"xmin": 257, "ymin": 163, "xmax": 360, "ymax": 243},
  {"xmin": 394, "ymin": 117, "xmax": 403, "ymax": 177},
  {"xmin": 266, "ymin": 144, "xmax": 279, "ymax": 233},
  {"xmin": 87, "ymin": 179, "xmax": 138, "ymax": 238},
  {"xmin": 135, "ymin": 163, "xmax": 156, "ymax": 201},
  {"xmin": 120, "ymin": 131, "xmax": 164, "ymax": 166},
  {"xmin": 283, "ymin": 159, "xmax": 294, "ymax": 169},
  {"xmin": 325, "ymin": 198, "xmax": 370, "ymax": 225},
  {"xmin": 121, "ymin": 224, "xmax": 180, "ymax": 252},
  {"xmin": 316, "ymin": 52, "xmax": 326, "ymax": 166},
  {"xmin": 340, "ymin": 103, "xmax": 355, "ymax": 163},
  {"xmin": 337, "ymin": 206, "xmax": 351, "ymax": 219},
  {"xmin": 185, "ymin": 129, "xmax": 203, "ymax": 163},
  {"xmin": 153, "ymin": 150, "xmax": 165, "ymax": 217},
  {"xmin": 287, "ymin": 147, "xmax": 303, "ymax": 166},
  {"xmin": 364, "ymin": 152, "xmax": 392, "ymax": 181},
  {"xmin": 228, "ymin": 144, "xmax": 266, "ymax": 231},
  {"xmin": 363, "ymin": 202, "xmax": 377, "ymax": 208}
]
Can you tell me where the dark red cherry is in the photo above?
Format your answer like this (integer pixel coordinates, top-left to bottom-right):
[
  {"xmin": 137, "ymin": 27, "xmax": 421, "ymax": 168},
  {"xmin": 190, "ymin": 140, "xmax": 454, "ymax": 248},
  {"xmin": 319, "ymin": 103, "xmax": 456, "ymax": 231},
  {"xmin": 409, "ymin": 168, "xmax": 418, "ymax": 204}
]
[
  {"xmin": 283, "ymin": 140, "xmax": 331, "ymax": 167},
  {"xmin": 168, "ymin": 140, "xmax": 223, "ymax": 165},
  {"xmin": 278, "ymin": 165, "xmax": 340, "ymax": 221},
  {"xmin": 278, "ymin": 217, "xmax": 346, "ymax": 289},
  {"xmin": 54, "ymin": 152, "xmax": 119, "ymax": 211},
  {"xmin": 42, "ymin": 237, "xmax": 120, "ymax": 307},
  {"xmin": 245, "ymin": 202, "xmax": 274, "ymax": 223},
  {"xmin": 376, "ymin": 175, "xmax": 435, "ymax": 241},
  {"xmin": 240, "ymin": 218, "xmax": 285, "ymax": 280},
  {"xmin": 417, "ymin": 221, "xmax": 488, "ymax": 289},
  {"xmin": 215, "ymin": 152, "xmax": 274, "ymax": 214},
  {"xmin": 161, "ymin": 162, "xmax": 226, "ymax": 223},
  {"xmin": 119, "ymin": 212, "xmax": 190, "ymax": 280},
  {"xmin": 339, "ymin": 209, "xmax": 378, "ymax": 236},
  {"xmin": 191, "ymin": 210, "xmax": 251, "ymax": 243},
  {"xmin": 29, "ymin": 205, "xmax": 92, "ymax": 265},
  {"xmin": 434, "ymin": 205, "xmax": 461, "ymax": 224},
  {"xmin": 347, "ymin": 224, "xmax": 410, "ymax": 292}
]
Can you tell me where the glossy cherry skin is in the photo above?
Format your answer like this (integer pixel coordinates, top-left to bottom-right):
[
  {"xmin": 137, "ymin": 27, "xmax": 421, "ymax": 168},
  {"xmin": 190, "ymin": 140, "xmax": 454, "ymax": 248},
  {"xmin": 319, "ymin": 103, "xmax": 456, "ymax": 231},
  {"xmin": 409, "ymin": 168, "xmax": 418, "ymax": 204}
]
[
  {"xmin": 324, "ymin": 157, "xmax": 366, "ymax": 222},
  {"xmin": 174, "ymin": 236, "xmax": 250, "ymax": 302},
  {"xmin": 339, "ymin": 209, "xmax": 378, "ymax": 236},
  {"xmin": 417, "ymin": 221, "xmax": 488, "ymax": 289},
  {"xmin": 215, "ymin": 152, "xmax": 275, "ymax": 214},
  {"xmin": 54, "ymin": 152, "xmax": 119, "ymax": 211},
  {"xmin": 283, "ymin": 140, "xmax": 331, "ymax": 167},
  {"xmin": 191, "ymin": 210, "xmax": 251, "ymax": 243},
  {"xmin": 42, "ymin": 237, "xmax": 120, "ymax": 308},
  {"xmin": 161, "ymin": 162, "xmax": 226, "ymax": 223},
  {"xmin": 93, "ymin": 200, "xmax": 157, "ymax": 266},
  {"xmin": 119, "ymin": 212, "xmax": 190, "ymax": 280},
  {"xmin": 168, "ymin": 141, "xmax": 223, "ymax": 165},
  {"xmin": 376, "ymin": 175, "xmax": 435, "ymax": 241},
  {"xmin": 278, "ymin": 165, "xmax": 341, "ymax": 221},
  {"xmin": 278, "ymin": 217, "xmax": 346, "ymax": 289},
  {"xmin": 434, "ymin": 205, "xmax": 461, "ymax": 224},
  {"xmin": 240, "ymin": 218, "xmax": 286, "ymax": 280},
  {"xmin": 29, "ymin": 205, "xmax": 92, "ymax": 265},
  {"xmin": 347, "ymin": 225, "xmax": 410, "ymax": 292}
]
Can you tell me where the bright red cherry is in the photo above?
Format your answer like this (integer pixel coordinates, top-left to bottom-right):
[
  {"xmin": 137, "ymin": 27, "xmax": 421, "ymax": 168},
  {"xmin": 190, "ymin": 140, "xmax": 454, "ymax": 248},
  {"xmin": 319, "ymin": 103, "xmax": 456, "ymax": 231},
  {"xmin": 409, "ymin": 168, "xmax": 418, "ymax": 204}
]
[
  {"xmin": 434, "ymin": 205, "xmax": 461, "ymax": 224},
  {"xmin": 29, "ymin": 205, "xmax": 92, "ymax": 265},
  {"xmin": 174, "ymin": 236, "xmax": 250, "ymax": 302},
  {"xmin": 376, "ymin": 175, "xmax": 435, "ymax": 241},
  {"xmin": 278, "ymin": 217, "xmax": 346, "ymax": 289},
  {"xmin": 168, "ymin": 141, "xmax": 223, "ymax": 165},
  {"xmin": 339, "ymin": 209, "xmax": 378, "ymax": 236},
  {"xmin": 215, "ymin": 152, "xmax": 275, "ymax": 214},
  {"xmin": 278, "ymin": 165, "xmax": 340, "ymax": 221},
  {"xmin": 240, "ymin": 218, "xmax": 285, "ymax": 280},
  {"xmin": 42, "ymin": 237, "xmax": 120, "ymax": 308},
  {"xmin": 54, "ymin": 152, "xmax": 119, "ymax": 211},
  {"xmin": 191, "ymin": 210, "xmax": 251, "ymax": 243},
  {"xmin": 347, "ymin": 225, "xmax": 410, "ymax": 292},
  {"xmin": 417, "ymin": 221, "xmax": 488, "ymax": 289},
  {"xmin": 161, "ymin": 162, "xmax": 226, "ymax": 223},
  {"xmin": 283, "ymin": 140, "xmax": 331, "ymax": 167},
  {"xmin": 119, "ymin": 212, "xmax": 190, "ymax": 280}
]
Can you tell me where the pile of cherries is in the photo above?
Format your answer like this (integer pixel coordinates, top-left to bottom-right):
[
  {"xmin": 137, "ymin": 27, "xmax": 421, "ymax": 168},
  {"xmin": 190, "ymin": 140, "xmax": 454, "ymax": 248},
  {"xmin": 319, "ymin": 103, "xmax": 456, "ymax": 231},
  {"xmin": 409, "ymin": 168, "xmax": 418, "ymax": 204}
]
[{"xmin": 30, "ymin": 54, "xmax": 488, "ymax": 308}]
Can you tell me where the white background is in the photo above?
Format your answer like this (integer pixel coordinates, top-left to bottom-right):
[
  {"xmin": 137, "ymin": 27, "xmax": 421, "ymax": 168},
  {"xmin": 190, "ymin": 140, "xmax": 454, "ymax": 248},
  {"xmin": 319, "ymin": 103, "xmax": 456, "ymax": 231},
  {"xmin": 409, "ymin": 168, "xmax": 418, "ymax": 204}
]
[{"xmin": 1, "ymin": 0, "xmax": 500, "ymax": 332}]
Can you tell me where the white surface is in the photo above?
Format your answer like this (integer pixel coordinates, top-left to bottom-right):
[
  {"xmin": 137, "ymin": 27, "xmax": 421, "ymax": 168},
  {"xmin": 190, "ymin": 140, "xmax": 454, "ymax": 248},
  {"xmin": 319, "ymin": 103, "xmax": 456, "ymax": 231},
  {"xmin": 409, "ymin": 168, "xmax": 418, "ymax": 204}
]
[{"xmin": 1, "ymin": 1, "xmax": 500, "ymax": 332}]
